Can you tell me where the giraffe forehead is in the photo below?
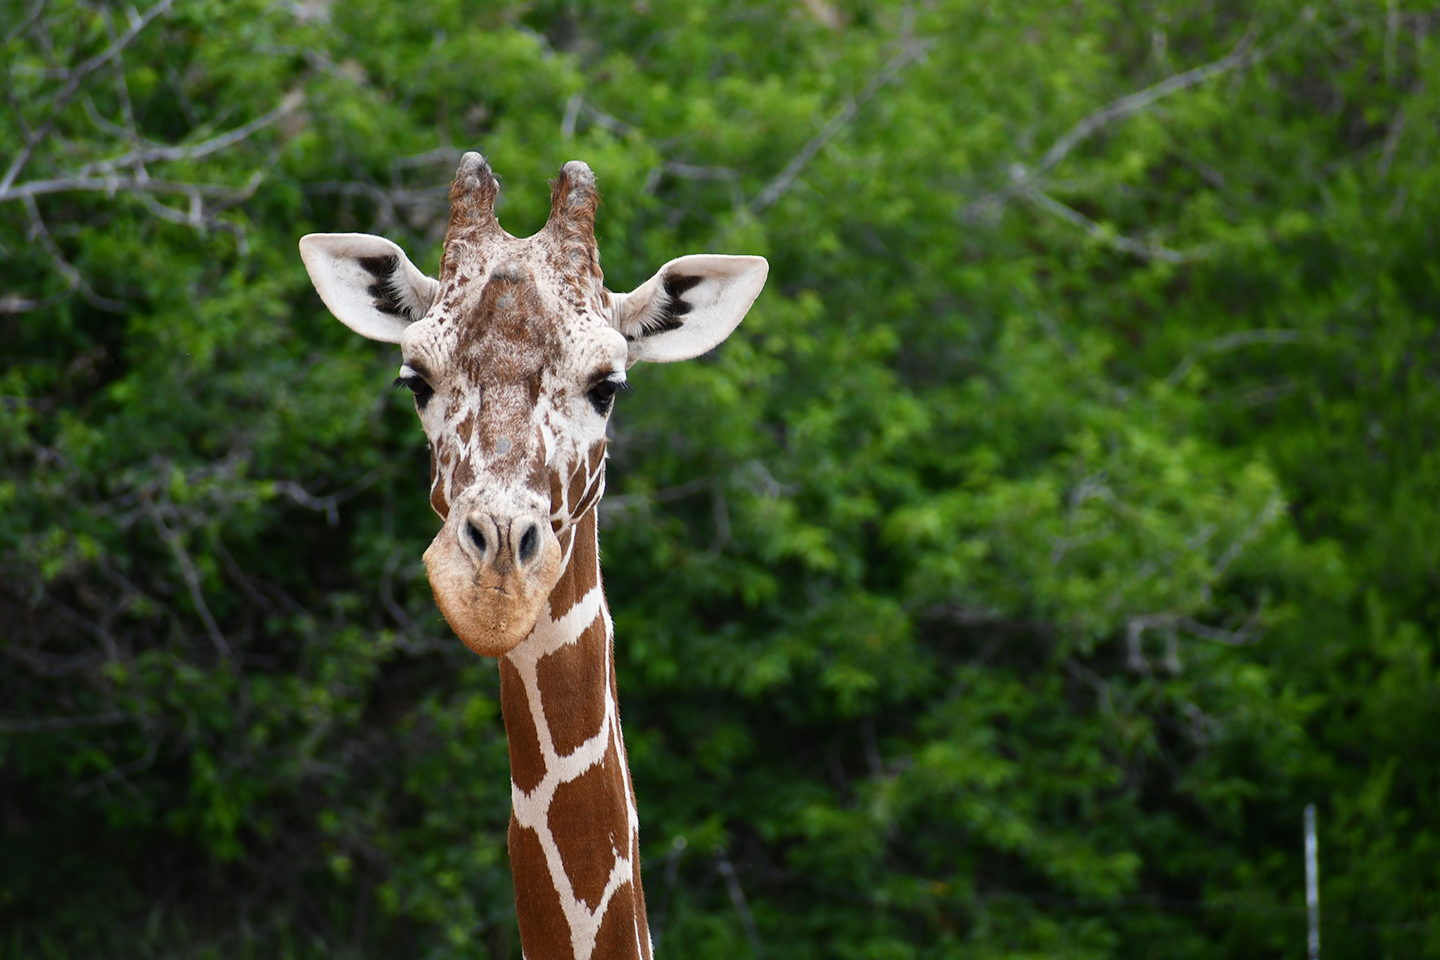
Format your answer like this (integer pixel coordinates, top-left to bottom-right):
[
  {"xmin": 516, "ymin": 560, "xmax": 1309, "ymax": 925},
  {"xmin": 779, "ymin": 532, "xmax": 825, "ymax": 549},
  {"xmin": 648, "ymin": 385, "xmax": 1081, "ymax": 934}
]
[
  {"xmin": 436, "ymin": 311, "xmax": 616, "ymax": 427},
  {"xmin": 441, "ymin": 232, "xmax": 603, "ymax": 316},
  {"xmin": 426, "ymin": 246, "xmax": 612, "ymax": 381}
]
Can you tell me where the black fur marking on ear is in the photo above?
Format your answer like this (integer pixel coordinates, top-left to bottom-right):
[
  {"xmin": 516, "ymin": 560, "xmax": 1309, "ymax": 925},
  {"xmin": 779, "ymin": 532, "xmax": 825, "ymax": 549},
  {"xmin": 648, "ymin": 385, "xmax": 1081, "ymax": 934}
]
[
  {"xmin": 357, "ymin": 254, "xmax": 411, "ymax": 319},
  {"xmin": 642, "ymin": 273, "xmax": 704, "ymax": 336}
]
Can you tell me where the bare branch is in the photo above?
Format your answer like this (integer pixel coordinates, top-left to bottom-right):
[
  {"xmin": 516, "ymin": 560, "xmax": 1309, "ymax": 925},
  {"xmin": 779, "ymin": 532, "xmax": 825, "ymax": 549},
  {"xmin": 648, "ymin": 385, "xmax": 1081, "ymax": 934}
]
[
  {"xmin": 1032, "ymin": 28, "xmax": 1260, "ymax": 179},
  {"xmin": 665, "ymin": 162, "xmax": 740, "ymax": 182},
  {"xmin": 579, "ymin": 99, "xmax": 632, "ymax": 136},
  {"xmin": 1210, "ymin": 494, "xmax": 1284, "ymax": 581},
  {"xmin": 1021, "ymin": 184, "xmax": 1197, "ymax": 263},
  {"xmin": 1126, "ymin": 614, "xmax": 1171, "ymax": 673},
  {"xmin": 1376, "ymin": 105, "xmax": 1406, "ymax": 181},
  {"xmin": 0, "ymin": 9, "xmax": 294, "ymax": 310},
  {"xmin": 1232, "ymin": 377, "xmax": 1298, "ymax": 409},
  {"xmin": 73, "ymin": 737, "xmax": 160, "ymax": 797},
  {"xmin": 0, "ymin": 0, "xmax": 178, "ymax": 196},
  {"xmin": 1167, "ymin": 329, "xmax": 1305, "ymax": 386},
  {"xmin": 82, "ymin": 94, "xmax": 163, "ymax": 147},
  {"xmin": 649, "ymin": 836, "xmax": 689, "ymax": 952},
  {"xmin": 375, "ymin": 546, "xmax": 448, "ymax": 655},
  {"xmin": 2, "ymin": 0, "xmax": 47, "ymax": 46},
  {"xmin": 1064, "ymin": 657, "xmax": 1115, "ymax": 715},
  {"xmin": 271, "ymin": 469, "xmax": 387, "ymax": 527},
  {"xmin": 749, "ymin": 38, "xmax": 932, "ymax": 215},
  {"xmin": 1128, "ymin": 598, "xmax": 1267, "ymax": 678},
  {"xmin": 598, "ymin": 476, "xmax": 712, "ymax": 524},
  {"xmin": 47, "ymin": 596, "xmax": 121, "ymax": 662},
  {"xmin": 560, "ymin": 92, "xmax": 582, "ymax": 139},
  {"xmin": 714, "ymin": 846, "xmax": 765, "ymax": 958},
  {"xmin": 127, "ymin": 188, "xmax": 213, "ymax": 231},
  {"xmin": 708, "ymin": 485, "xmax": 731, "ymax": 556},
  {"xmin": 98, "ymin": 6, "xmax": 141, "ymax": 162},
  {"xmin": 71, "ymin": 89, "xmax": 303, "ymax": 181},
  {"xmin": 643, "ymin": 161, "xmax": 746, "ymax": 209},
  {"xmin": 0, "ymin": 711, "xmax": 132, "ymax": 733},
  {"xmin": 304, "ymin": 180, "xmax": 449, "ymax": 232},
  {"xmin": 22, "ymin": 195, "xmax": 126, "ymax": 311},
  {"xmin": 5, "ymin": 174, "xmax": 260, "ymax": 203},
  {"xmin": 986, "ymin": 27, "xmax": 1267, "ymax": 260},
  {"xmin": 380, "ymin": 546, "xmax": 416, "ymax": 631},
  {"xmin": 55, "ymin": 0, "xmax": 175, "ymax": 105},
  {"xmin": 0, "ymin": 277, "xmax": 78, "ymax": 313},
  {"xmin": 390, "ymin": 146, "xmax": 465, "ymax": 179},
  {"xmin": 273, "ymin": 480, "xmax": 341, "ymax": 527},
  {"xmin": 1384, "ymin": 0, "xmax": 1400, "ymax": 86},
  {"xmin": 1176, "ymin": 616, "xmax": 1261, "ymax": 646},
  {"xmin": 123, "ymin": 156, "xmax": 274, "ymax": 254},
  {"xmin": 145, "ymin": 497, "xmax": 232, "ymax": 661},
  {"xmin": 1178, "ymin": 698, "xmax": 1210, "ymax": 745}
]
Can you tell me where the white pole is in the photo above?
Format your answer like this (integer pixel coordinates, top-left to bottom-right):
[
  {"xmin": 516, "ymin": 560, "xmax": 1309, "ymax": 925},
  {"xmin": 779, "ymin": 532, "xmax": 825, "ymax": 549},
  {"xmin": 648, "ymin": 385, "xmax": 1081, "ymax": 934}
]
[{"xmin": 1304, "ymin": 803, "xmax": 1320, "ymax": 960}]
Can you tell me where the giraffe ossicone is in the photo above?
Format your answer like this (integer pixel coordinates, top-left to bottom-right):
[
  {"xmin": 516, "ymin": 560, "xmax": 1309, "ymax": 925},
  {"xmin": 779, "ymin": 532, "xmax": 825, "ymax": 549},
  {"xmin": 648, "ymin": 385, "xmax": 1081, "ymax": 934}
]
[{"xmin": 299, "ymin": 153, "xmax": 768, "ymax": 960}]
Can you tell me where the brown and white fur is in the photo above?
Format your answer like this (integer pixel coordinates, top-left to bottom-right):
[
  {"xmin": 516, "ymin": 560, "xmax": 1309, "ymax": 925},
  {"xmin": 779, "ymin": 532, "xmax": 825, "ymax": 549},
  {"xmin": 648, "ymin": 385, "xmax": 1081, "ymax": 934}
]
[{"xmin": 299, "ymin": 154, "xmax": 767, "ymax": 960}]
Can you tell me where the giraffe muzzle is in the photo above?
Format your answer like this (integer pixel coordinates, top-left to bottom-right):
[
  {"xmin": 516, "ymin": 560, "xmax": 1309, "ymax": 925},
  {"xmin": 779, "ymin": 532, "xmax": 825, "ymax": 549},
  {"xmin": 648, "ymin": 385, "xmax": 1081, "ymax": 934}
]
[
  {"xmin": 461, "ymin": 511, "xmax": 545, "ymax": 571},
  {"xmin": 423, "ymin": 504, "xmax": 562, "ymax": 657}
]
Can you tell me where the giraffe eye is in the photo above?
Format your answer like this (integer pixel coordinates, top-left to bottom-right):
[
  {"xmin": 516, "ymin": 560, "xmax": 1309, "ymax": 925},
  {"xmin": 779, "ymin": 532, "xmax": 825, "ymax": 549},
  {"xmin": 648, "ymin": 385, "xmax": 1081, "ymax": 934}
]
[
  {"xmin": 393, "ymin": 374, "xmax": 434, "ymax": 409},
  {"xmin": 587, "ymin": 375, "xmax": 627, "ymax": 415}
]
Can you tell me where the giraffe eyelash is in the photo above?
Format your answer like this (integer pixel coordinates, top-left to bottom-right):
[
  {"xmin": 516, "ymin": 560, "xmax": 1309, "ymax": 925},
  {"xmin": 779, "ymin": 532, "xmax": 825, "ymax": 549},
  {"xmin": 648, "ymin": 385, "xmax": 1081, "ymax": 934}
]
[
  {"xmin": 587, "ymin": 375, "xmax": 628, "ymax": 415},
  {"xmin": 588, "ymin": 374, "xmax": 630, "ymax": 394},
  {"xmin": 393, "ymin": 374, "xmax": 434, "ymax": 409}
]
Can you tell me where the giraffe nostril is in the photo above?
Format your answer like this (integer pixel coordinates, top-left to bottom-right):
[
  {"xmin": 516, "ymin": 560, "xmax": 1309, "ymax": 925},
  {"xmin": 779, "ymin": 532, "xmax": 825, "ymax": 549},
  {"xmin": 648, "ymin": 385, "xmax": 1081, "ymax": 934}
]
[
  {"xmin": 517, "ymin": 522, "xmax": 540, "ymax": 567},
  {"xmin": 467, "ymin": 519, "xmax": 488, "ymax": 557}
]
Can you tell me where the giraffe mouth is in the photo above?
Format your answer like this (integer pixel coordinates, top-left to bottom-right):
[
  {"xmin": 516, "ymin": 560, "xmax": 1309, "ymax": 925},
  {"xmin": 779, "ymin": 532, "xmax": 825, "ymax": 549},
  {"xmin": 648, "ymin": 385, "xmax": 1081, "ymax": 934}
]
[{"xmin": 423, "ymin": 504, "xmax": 562, "ymax": 657}]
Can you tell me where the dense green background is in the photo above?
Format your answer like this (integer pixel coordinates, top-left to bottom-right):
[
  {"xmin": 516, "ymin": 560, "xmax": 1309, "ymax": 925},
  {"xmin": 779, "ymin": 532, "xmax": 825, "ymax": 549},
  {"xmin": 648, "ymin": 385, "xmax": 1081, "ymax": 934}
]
[{"xmin": 3, "ymin": 0, "xmax": 1438, "ymax": 957}]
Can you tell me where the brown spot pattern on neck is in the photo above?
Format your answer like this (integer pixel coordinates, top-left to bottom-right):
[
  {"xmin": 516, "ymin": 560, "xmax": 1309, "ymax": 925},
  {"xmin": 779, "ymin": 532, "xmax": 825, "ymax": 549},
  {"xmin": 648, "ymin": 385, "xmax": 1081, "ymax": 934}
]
[{"xmin": 499, "ymin": 511, "xmax": 651, "ymax": 960}]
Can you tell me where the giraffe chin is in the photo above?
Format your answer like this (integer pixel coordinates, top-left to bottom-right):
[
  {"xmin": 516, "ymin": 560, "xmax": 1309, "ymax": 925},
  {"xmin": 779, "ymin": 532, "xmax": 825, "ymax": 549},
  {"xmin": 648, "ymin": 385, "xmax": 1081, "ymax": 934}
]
[{"xmin": 422, "ymin": 527, "xmax": 563, "ymax": 658}]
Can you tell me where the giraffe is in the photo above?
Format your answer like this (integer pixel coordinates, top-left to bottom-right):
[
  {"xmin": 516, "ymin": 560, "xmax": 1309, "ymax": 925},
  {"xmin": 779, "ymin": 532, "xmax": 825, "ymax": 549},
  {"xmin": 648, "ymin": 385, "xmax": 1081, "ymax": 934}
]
[{"xmin": 298, "ymin": 153, "xmax": 768, "ymax": 960}]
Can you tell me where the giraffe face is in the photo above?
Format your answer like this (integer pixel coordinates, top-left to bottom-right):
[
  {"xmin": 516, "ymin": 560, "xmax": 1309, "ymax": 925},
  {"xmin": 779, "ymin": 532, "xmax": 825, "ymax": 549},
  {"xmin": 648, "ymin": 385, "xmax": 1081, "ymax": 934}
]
[
  {"xmin": 398, "ymin": 235, "xmax": 625, "ymax": 657},
  {"xmin": 300, "ymin": 154, "xmax": 768, "ymax": 657}
]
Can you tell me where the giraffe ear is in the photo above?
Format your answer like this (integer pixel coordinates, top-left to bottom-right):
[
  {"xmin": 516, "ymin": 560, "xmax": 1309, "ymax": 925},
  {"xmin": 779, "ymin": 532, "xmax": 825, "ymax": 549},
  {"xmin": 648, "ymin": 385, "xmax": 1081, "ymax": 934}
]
[
  {"xmin": 608, "ymin": 254, "xmax": 768, "ymax": 364},
  {"xmin": 299, "ymin": 233, "xmax": 439, "ymax": 343}
]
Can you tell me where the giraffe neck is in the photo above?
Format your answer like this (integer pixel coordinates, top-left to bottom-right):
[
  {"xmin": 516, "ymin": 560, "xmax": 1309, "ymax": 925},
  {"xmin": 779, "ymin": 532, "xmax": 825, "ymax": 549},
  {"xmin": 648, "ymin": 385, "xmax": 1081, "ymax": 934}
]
[{"xmin": 499, "ymin": 509, "xmax": 652, "ymax": 960}]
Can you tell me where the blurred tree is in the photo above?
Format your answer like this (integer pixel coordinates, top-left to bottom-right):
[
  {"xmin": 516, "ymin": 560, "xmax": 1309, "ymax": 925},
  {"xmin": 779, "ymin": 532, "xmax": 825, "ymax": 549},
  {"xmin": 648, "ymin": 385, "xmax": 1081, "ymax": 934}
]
[{"xmin": 1, "ymin": 0, "xmax": 1437, "ymax": 958}]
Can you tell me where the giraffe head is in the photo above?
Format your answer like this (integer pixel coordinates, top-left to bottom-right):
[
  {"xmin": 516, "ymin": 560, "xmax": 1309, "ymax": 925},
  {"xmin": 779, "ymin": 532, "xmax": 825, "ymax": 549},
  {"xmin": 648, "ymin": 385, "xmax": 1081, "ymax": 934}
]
[{"xmin": 299, "ymin": 154, "xmax": 767, "ymax": 657}]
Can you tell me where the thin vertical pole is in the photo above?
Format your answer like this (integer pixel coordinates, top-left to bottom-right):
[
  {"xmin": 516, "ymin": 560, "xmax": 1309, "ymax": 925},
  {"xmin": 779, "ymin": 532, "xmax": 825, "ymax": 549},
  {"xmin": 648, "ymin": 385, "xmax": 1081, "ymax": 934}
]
[{"xmin": 1304, "ymin": 803, "xmax": 1320, "ymax": 960}]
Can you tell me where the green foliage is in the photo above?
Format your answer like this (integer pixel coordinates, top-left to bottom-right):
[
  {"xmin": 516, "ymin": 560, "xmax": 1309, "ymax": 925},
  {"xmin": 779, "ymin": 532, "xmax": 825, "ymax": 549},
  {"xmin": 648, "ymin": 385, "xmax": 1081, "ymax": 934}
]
[{"xmin": 2, "ymin": 0, "xmax": 1438, "ymax": 957}]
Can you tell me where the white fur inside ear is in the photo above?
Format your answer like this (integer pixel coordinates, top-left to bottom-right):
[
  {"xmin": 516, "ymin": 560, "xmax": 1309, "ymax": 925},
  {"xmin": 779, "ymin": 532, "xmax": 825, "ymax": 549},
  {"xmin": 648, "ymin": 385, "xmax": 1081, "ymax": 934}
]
[
  {"xmin": 299, "ymin": 233, "xmax": 439, "ymax": 343},
  {"xmin": 610, "ymin": 254, "xmax": 768, "ymax": 364}
]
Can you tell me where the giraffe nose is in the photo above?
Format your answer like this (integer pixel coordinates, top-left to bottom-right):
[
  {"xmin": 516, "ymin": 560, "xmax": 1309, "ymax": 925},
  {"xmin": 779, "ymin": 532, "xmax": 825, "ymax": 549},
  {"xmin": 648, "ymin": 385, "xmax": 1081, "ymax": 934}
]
[
  {"xmin": 461, "ymin": 510, "xmax": 548, "ymax": 574},
  {"xmin": 426, "ymin": 503, "xmax": 563, "ymax": 657},
  {"xmin": 516, "ymin": 521, "xmax": 541, "ymax": 567},
  {"xmin": 465, "ymin": 517, "xmax": 490, "ymax": 559}
]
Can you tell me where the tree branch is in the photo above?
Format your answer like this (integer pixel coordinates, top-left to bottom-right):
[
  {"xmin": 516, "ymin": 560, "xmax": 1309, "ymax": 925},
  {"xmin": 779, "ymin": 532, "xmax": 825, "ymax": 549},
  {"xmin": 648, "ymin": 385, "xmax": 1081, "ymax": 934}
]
[
  {"xmin": 22, "ymin": 195, "xmax": 126, "ymax": 311},
  {"xmin": 1166, "ymin": 330, "xmax": 1305, "ymax": 386},
  {"xmin": 988, "ymin": 26, "xmax": 1266, "ymax": 261},
  {"xmin": 0, "ymin": 711, "xmax": 132, "ymax": 733},
  {"xmin": 1210, "ymin": 494, "xmax": 1284, "ymax": 581},
  {"xmin": 71, "ymin": 89, "xmax": 303, "ymax": 182},
  {"xmin": 1, "ymin": 5, "xmax": 301, "ymax": 312},
  {"xmin": 145, "ymin": 496, "xmax": 232, "ymax": 661},
  {"xmin": 1020, "ymin": 184, "xmax": 1196, "ymax": 263},
  {"xmin": 714, "ymin": 847, "xmax": 765, "ymax": 958},
  {"xmin": 1032, "ymin": 28, "xmax": 1260, "ymax": 180},
  {"xmin": 0, "ymin": 0, "xmax": 178, "ymax": 196},
  {"xmin": 2, "ymin": 0, "xmax": 47, "ymax": 47},
  {"xmin": 748, "ymin": 38, "xmax": 932, "ymax": 215}
]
